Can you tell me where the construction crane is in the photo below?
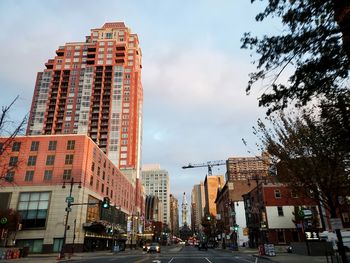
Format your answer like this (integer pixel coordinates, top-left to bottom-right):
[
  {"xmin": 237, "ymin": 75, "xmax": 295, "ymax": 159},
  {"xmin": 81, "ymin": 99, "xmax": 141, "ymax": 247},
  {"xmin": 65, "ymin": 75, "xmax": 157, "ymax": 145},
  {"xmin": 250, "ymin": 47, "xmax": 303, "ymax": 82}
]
[{"xmin": 182, "ymin": 160, "xmax": 226, "ymax": 175}]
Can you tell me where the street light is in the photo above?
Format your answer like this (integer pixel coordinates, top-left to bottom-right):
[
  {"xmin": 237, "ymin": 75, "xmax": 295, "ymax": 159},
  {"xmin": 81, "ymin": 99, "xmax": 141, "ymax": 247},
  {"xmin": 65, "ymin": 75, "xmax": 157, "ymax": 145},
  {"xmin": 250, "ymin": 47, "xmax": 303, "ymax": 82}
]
[{"xmin": 58, "ymin": 178, "xmax": 81, "ymax": 260}]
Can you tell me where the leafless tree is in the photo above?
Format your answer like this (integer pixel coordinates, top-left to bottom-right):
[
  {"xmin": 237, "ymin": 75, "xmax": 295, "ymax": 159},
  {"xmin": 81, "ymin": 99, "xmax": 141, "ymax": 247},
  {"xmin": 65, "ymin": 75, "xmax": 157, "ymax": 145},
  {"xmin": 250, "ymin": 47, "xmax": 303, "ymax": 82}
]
[{"xmin": 0, "ymin": 96, "xmax": 27, "ymax": 183}]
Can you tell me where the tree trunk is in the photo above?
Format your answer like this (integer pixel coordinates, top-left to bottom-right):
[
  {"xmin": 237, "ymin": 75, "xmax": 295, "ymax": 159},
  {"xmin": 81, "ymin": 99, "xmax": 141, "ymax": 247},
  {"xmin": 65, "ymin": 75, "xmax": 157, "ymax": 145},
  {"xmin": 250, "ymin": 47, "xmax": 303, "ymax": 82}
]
[
  {"xmin": 333, "ymin": 0, "xmax": 350, "ymax": 64},
  {"xmin": 330, "ymin": 205, "xmax": 348, "ymax": 263}
]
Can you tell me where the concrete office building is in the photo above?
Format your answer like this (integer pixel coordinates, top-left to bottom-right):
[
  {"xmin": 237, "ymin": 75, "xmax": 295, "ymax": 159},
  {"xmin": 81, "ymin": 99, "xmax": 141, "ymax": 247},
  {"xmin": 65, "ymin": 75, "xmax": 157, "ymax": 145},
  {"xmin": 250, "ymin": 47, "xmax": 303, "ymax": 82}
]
[{"xmin": 141, "ymin": 165, "xmax": 170, "ymax": 226}]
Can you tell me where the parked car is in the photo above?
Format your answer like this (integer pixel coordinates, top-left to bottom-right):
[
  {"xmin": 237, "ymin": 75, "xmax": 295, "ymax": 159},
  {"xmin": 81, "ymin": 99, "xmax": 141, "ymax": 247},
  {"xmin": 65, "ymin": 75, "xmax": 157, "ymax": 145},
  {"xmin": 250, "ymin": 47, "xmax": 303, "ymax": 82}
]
[{"xmin": 147, "ymin": 242, "xmax": 161, "ymax": 253}]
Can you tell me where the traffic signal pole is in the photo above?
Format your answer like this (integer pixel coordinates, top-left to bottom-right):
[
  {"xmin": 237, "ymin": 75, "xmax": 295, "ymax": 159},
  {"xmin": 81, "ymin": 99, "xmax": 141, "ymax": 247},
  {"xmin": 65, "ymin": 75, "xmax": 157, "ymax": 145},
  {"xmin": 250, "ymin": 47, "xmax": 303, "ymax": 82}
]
[{"xmin": 58, "ymin": 178, "xmax": 82, "ymax": 260}]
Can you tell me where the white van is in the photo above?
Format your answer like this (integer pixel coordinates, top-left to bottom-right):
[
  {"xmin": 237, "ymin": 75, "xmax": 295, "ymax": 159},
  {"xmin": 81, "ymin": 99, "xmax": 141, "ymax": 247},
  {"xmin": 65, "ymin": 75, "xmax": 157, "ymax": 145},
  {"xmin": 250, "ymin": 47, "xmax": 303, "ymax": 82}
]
[{"xmin": 319, "ymin": 230, "xmax": 350, "ymax": 252}]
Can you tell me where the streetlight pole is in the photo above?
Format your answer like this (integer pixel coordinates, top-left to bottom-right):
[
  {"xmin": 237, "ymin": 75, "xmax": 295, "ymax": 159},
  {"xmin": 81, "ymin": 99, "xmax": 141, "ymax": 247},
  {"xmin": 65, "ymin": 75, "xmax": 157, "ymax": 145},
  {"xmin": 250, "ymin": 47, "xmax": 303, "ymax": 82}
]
[{"xmin": 58, "ymin": 178, "xmax": 81, "ymax": 260}]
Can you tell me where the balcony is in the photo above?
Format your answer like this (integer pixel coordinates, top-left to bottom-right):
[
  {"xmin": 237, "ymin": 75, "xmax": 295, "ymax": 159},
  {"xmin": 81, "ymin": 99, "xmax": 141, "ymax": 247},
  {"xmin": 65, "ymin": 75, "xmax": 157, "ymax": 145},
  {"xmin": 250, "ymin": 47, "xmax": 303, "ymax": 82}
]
[
  {"xmin": 87, "ymin": 53, "xmax": 95, "ymax": 58},
  {"xmin": 56, "ymin": 49, "xmax": 64, "ymax": 56},
  {"xmin": 87, "ymin": 46, "xmax": 96, "ymax": 52},
  {"xmin": 45, "ymin": 59, "xmax": 54, "ymax": 69},
  {"xmin": 87, "ymin": 59, "xmax": 95, "ymax": 65},
  {"xmin": 116, "ymin": 46, "xmax": 126, "ymax": 51}
]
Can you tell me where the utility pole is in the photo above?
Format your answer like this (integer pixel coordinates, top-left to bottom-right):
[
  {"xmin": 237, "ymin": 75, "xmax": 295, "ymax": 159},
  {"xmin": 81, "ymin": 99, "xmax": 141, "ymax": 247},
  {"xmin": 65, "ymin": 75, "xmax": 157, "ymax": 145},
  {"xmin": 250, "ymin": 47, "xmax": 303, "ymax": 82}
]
[{"xmin": 58, "ymin": 178, "xmax": 81, "ymax": 260}]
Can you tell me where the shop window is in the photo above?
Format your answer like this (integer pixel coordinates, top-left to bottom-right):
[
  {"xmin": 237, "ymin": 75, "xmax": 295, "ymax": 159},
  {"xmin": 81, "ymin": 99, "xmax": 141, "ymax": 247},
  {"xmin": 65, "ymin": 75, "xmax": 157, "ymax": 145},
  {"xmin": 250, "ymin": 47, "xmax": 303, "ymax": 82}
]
[{"xmin": 17, "ymin": 192, "xmax": 50, "ymax": 229}]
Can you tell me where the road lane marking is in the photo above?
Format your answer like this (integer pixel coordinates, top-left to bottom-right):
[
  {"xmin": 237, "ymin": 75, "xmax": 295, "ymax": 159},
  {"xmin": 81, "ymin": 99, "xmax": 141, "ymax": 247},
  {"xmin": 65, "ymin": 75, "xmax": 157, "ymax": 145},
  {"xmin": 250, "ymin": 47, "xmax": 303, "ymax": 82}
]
[
  {"xmin": 168, "ymin": 258, "xmax": 174, "ymax": 263},
  {"xmin": 233, "ymin": 256, "xmax": 256, "ymax": 263},
  {"xmin": 205, "ymin": 258, "xmax": 213, "ymax": 263},
  {"xmin": 133, "ymin": 257, "xmax": 150, "ymax": 263}
]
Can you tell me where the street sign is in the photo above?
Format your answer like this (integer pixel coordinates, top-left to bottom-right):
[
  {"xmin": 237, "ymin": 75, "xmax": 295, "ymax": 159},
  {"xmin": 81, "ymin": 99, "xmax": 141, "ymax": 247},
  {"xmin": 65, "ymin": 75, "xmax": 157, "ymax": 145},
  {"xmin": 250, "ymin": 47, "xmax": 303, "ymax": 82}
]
[
  {"xmin": 299, "ymin": 209, "xmax": 312, "ymax": 219},
  {"xmin": 65, "ymin": 207, "xmax": 72, "ymax": 212},
  {"xmin": 66, "ymin": 196, "xmax": 74, "ymax": 203}
]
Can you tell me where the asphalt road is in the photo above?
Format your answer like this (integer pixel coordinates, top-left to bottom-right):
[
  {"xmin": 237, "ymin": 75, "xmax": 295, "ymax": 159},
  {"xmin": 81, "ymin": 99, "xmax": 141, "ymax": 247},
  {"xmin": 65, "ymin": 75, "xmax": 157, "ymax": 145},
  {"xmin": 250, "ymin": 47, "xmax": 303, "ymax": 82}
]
[{"xmin": 71, "ymin": 246, "xmax": 271, "ymax": 263}]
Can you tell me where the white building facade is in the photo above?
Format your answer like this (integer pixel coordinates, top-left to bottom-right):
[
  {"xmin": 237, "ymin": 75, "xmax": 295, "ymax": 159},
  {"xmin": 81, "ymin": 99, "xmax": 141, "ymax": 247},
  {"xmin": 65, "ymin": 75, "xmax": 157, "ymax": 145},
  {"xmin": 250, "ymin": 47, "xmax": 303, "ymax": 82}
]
[{"xmin": 141, "ymin": 165, "xmax": 170, "ymax": 225}]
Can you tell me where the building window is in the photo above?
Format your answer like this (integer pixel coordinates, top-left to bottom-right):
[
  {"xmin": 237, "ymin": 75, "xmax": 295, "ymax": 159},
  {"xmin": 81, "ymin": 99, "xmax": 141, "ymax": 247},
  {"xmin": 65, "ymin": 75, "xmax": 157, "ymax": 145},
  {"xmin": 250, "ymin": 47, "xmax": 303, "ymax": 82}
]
[
  {"xmin": 63, "ymin": 169, "xmax": 72, "ymax": 180},
  {"xmin": 27, "ymin": 156, "xmax": 37, "ymax": 166},
  {"xmin": 65, "ymin": 154, "xmax": 74, "ymax": 165},
  {"xmin": 91, "ymin": 162, "xmax": 95, "ymax": 172},
  {"xmin": 44, "ymin": 170, "xmax": 53, "ymax": 181},
  {"xmin": 25, "ymin": 171, "xmax": 34, "ymax": 181},
  {"xmin": 17, "ymin": 192, "xmax": 50, "ymax": 229},
  {"xmin": 5, "ymin": 171, "xmax": 14, "ymax": 182},
  {"xmin": 291, "ymin": 191, "xmax": 298, "ymax": 198},
  {"xmin": 67, "ymin": 140, "xmax": 75, "ymax": 150},
  {"xmin": 274, "ymin": 189, "xmax": 281, "ymax": 199},
  {"xmin": 12, "ymin": 142, "xmax": 21, "ymax": 152},
  {"xmin": 30, "ymin": 141, "xmax": 40, "ymax": 151},
  {"xmin": 46, "ymin": 155, "xmax": 55, "ymax": 165},
  {"xmin": 48, "ymin": 140, "xmax": 57, "ymax": 151},
  {"xmin": 9, "ymin": 156, "xmax": 18, "ymax": 166},
  {"xmin": 277, "ymin": 206, "xmax": 284, "ymax": 216}
]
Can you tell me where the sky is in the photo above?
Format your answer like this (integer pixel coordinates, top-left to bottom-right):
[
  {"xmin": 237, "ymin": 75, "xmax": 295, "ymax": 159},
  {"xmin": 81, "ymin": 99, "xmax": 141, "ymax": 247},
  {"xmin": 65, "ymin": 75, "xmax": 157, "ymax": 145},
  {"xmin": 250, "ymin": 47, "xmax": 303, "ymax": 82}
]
[{"xmin": 0, "ymin": 0, "xmax": 278, "ymax": 221}]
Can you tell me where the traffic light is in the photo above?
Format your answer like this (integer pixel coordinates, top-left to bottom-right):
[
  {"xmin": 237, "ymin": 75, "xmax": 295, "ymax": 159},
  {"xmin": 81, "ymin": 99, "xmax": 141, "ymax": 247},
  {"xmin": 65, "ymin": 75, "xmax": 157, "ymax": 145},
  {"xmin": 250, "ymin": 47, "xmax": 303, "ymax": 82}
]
[
  {"xmin": 207, "ymin": 216, "xmax": 211, "ymax": 221},
  {"xmin": 233, "ymin": 224, "xmax": 239, "ymax": 231},
  {"xmin": 102, "ymin": 197, "xmax": 110, "ymax": 209}
]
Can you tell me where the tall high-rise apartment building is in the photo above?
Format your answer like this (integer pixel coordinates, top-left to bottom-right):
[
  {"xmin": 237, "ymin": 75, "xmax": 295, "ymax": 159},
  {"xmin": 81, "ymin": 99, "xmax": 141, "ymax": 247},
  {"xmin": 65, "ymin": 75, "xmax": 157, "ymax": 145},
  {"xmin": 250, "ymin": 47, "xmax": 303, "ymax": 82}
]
[
  {"xmin": 191, "ymin": 182, "xmax": 205, "ymax": 232},
  {"xmin": 27, "ymin": 22, "xmax": 143, "ymax": 182},
  {"xmin": 141, "ymin": 165, "xmax": 170, "ymax": 225}
]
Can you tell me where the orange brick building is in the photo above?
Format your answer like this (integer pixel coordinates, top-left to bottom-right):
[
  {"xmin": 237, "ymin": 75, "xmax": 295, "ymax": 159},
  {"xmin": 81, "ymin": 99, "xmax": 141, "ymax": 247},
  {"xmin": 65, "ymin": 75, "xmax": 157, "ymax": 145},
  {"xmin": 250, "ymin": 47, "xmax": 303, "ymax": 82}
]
[
  {"xmin": 0, "ymin": 135, "xmax": 144, "ymax": 253},
  {"xmin": 26, "ymin": 22, "xmax": 143, "ymax": 182}
]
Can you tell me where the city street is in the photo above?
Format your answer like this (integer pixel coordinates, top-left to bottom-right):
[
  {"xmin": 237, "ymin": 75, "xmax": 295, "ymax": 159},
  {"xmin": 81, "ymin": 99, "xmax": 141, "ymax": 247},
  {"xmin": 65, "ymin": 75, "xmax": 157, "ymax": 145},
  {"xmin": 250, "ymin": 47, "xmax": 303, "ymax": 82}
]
[
  {"xmin": 70, "ymin": 246, "xmax": 270, "ymax": 263},
  {"xmin": 2, "ymin": 244, "xmax": 348, "ymax": 263}
]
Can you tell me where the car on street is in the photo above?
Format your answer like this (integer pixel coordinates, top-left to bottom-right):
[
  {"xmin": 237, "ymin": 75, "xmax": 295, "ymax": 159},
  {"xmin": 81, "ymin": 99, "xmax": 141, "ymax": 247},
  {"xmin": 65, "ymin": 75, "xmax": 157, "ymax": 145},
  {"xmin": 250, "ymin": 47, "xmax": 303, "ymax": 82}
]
[
  {"xmin": 142, "ymin": 242, "xmax": 150, "ymax": 251},
  {"xmin": 147, "ymin": 242, "xmax": 161, "ymax": 253}
]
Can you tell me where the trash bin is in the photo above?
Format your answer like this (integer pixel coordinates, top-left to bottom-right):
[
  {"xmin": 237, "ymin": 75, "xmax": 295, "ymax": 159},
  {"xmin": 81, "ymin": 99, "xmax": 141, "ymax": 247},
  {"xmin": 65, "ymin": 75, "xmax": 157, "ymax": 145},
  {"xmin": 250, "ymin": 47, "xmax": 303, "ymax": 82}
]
[{"xmin": 21, "ymin": 246, "xmax": 29, "ymax": 257}]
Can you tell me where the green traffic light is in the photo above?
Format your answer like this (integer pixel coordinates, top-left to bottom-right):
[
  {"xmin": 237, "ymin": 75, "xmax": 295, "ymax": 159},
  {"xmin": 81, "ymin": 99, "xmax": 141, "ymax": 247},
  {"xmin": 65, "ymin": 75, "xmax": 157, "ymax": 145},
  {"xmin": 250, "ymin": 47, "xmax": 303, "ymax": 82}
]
[{"xmin": 102, "ymin": 197, "xmax": 110, "ymax": 209}]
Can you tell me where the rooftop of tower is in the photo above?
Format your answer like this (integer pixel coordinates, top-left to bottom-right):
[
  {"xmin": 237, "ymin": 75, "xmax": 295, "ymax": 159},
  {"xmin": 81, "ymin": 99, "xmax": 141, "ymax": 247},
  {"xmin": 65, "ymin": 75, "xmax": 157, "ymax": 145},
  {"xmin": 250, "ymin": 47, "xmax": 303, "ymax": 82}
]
[{"xmin": 102, "ymin": 22, "xmax": 126, "ymax": 29}]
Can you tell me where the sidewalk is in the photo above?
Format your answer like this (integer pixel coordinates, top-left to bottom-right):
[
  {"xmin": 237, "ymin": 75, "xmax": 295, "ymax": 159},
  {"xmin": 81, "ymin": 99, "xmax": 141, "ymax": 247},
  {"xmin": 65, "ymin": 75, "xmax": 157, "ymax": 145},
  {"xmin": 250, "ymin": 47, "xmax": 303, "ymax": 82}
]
[
  {"xmin": 219, "ymin": 247, "xmax": 346, "ymax": 263},
  {"xmin": 0, "ymin": 249, "xmax": 142, "ymax": 263}
]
